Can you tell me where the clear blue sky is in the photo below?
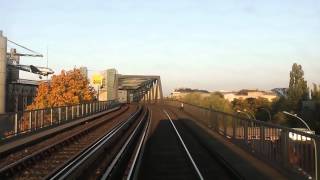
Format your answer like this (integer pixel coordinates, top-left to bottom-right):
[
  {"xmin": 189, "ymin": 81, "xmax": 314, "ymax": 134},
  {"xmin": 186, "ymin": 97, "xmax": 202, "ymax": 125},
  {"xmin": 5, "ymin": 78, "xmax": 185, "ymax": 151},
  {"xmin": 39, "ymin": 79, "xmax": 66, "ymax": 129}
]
[{"xmin": 1, "ymin": 0, "xmax": 320, "ymax": 95}]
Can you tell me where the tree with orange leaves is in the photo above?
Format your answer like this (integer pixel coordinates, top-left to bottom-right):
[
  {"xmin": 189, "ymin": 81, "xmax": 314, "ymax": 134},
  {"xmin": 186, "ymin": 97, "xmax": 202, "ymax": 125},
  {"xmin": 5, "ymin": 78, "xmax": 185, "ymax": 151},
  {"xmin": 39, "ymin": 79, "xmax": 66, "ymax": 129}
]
[{"xmin": 28, "ymin": 68, "xmax": 95, "ymax": 110}]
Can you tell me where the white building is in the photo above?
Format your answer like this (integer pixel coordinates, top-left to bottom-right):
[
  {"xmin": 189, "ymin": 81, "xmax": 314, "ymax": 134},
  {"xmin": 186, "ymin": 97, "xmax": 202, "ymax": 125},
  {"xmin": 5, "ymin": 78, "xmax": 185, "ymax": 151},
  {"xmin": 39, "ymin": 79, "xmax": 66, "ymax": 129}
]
[
  {"xmin": 99, "ymin": 68, "xmax": 118, "ymax": 101},
  {"xmin": 222, "ymin": 90, "xmax": 277, "ymax": 102}
]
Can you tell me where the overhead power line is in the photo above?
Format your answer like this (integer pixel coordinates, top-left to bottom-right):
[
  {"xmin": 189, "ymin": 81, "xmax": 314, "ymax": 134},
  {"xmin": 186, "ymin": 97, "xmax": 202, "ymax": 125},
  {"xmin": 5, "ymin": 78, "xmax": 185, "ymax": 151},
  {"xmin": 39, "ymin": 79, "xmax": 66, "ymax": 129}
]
[{"xmin": 7, "ymin": 39, "xmax": 43, "ymax": 56}]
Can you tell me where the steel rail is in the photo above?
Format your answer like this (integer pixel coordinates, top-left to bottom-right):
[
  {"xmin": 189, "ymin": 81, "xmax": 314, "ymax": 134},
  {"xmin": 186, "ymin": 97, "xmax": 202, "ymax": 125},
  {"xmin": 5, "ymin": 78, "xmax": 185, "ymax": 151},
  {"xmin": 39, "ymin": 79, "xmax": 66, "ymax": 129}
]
[
  {"xmin": 126, "ymin": 110, "xmax": 152, "ymax": 180},
  {"xmin": 101, "ymin": 109, "xmax": 149, "ymax": 180},
  {"xmin": 163, "ymin": 109, "xmax": 204, "ymax": 180},
  {"xmin": 47, "ymin": 107, "xmax": 142, "ymax": 180}
]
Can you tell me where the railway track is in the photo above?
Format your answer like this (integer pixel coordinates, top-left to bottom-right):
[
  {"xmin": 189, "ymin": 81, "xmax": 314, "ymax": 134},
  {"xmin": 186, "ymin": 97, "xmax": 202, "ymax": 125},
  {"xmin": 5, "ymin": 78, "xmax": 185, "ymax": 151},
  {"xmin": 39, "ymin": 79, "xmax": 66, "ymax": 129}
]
[
  {"xmin": 0, "ymin": 105, "xmax": 127, "ymax": 167},
  {"xmin": 0, "ymin": 104, "xmax": 242, "ymax": 180},
  {"xmin": 0, "ymin": 105, "xmax": 138, "ymax": 179},
  {"xmin": 45, "ymin": 108, "xmax": 149, "ymax": 179},
  {"xmin": 99, "ymin": 107, "xmax": 151, "ymax": 180},
  {"xmin": 137, "ymin": 107, "xmax": 241, "ymax": 180}
]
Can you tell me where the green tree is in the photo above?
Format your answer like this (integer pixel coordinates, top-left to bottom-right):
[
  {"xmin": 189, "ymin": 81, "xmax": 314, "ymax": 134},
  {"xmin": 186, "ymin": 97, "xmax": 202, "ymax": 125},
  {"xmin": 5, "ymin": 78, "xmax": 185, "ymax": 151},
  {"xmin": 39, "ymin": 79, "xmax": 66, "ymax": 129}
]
[
  {"xmin": 231, "ymin": 97, "xmax": 271, "ymax": 121},
  {"xmin": 287, "ymin": 63, "xmax": 309, "ymax": 112},
  {"xmin": 182, "ymin": 92, "xmax": 233, "ymax": 113},
  {"xmin": 311, "ymin": 83, "xmax": 320, "ymax": 101}
]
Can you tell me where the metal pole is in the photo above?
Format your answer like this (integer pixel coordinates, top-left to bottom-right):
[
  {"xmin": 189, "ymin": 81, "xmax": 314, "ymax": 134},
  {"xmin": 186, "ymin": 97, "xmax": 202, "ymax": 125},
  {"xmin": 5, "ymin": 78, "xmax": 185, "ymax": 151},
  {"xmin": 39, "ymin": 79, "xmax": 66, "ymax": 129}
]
[
  {"xmin": 72, "ymin": 106, "xmax": 74, "ymax": 119},
  {"xmin": 237, "ymin": 110, "xmax": 252, "ymax": 119},
  {"xmin": 283, "ymin": 111, "xmax": 318, "ymax": 180},
  {"xmin": 50, "ymin": 108, "xmax": 53, "ymax": 125},
  {"xmin": 58, "ymin": 107, "xmax": 61, "ymax": 123},
  {"xmin": 82, "ymin": 104, "xmax": 84, "ymax": 116},
  {"xmin": 66, "ymin": 106, "xmax": 68, "ymax": 121},
  {"xmin": 41, "ymin": 110, "xmax": 43, "ymax": 128},
  {"xmin": 29, "ymin": 111, "xmax": 32, "ymax": 131},
  {"xmin": 14, "ymin": 113, "xmax": 18, "ymax": 135}
]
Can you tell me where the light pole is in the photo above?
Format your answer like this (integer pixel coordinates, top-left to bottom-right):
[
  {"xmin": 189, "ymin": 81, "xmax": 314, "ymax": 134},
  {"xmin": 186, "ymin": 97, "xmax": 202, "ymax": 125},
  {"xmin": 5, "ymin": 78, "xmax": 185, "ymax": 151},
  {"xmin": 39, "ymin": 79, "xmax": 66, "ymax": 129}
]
[
  {"xmin": 259, "ymin": 107, "xmax": 272, "ymax": 121},
  {"xmin": 237, "ymin": 110, "xmax": 252, "ymax": 119},
  {"xmin": 282, "ymin": 111, "xmax": 317, "ymax": 180}
]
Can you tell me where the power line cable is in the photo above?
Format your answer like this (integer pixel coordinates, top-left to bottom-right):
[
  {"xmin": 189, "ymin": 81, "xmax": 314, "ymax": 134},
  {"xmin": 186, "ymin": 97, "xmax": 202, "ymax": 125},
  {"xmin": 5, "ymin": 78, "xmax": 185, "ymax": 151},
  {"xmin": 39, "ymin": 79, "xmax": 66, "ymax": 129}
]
[{"xmin": 7, "ymin": 39, "xmax": 43, "ymax": 56}]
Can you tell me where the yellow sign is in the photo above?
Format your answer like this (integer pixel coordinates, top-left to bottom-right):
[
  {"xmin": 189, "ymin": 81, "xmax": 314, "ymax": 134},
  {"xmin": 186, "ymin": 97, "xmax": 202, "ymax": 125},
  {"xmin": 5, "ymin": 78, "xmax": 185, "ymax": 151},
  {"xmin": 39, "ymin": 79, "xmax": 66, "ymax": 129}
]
[{"xmin": 92, "ymin": 73, "xmax": 103, "ymax": 85}]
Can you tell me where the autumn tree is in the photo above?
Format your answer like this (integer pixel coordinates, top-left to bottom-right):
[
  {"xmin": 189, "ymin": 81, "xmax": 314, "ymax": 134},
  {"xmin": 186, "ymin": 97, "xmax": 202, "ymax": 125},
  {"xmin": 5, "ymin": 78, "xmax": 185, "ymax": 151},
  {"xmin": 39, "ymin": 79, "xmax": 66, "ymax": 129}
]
[{"xmin": 28, "ymin": 68, "xmax": 95, "ymax": 110}]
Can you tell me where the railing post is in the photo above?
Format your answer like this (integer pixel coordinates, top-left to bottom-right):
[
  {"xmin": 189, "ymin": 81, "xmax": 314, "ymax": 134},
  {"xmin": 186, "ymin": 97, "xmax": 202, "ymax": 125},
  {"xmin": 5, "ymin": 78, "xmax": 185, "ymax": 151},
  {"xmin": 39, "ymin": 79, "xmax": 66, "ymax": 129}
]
[
  {"xmin": 223, "ymin": 115, "xmax": 227, "ymax": 137},
  {"xmin": 260, "ymin": 126, "xmax": 265, "ymax": 155},
  {"xmin": 281, "ymin": 129, "xmax": 289, "ymax": 168},
  {"xmin": 29, "ymin": 111, "xmax": 32, "ymax": 131},
  {"xmin": 66, "ymin": 106, "xmax": 68, "ymax": 121},
  {"xmin": 90, "ymin": 103, "xmax": 92, "ymax": 114},
  {"xmin": 14, "ymin": 113, "xmax": 18, "ymax": 135},
  {"xmin": 86, "ymin": 103, "xmax": 88, "ymax": 114},
  {"xmin": 244, "ymin": 120, "xmax": 248, "ymax": 144},
  {"xmin": 214, "ymin": 113, "xmax": 218, "ymax": 132},
  {"xmin": 82, "ymin": 104, "xmax": 84, "ymax": 116},
  {"xmin": 35, "ymin": 111, "xmax": 37, "ymax": 130},
  {"xmin": 41, "ymin": 110, "xmax": 44, "ymax": 128},
  {"xmin": 77, "ymin": 105, "xmax": 79, "ymax": 117},
  {"xmin": 72, "ymin": 106, "xmax": 74, "ymax": 120},
  {"xmin": 58, "ymin": 107, "xmax": 61, "ymax": 123},
  {"xmin": 50, "ymin": 108, "xmax": 53, "ymax": 125},
  {"xmin": 232, "ymin": 117, "xmax": 236, "ymax": 140}
]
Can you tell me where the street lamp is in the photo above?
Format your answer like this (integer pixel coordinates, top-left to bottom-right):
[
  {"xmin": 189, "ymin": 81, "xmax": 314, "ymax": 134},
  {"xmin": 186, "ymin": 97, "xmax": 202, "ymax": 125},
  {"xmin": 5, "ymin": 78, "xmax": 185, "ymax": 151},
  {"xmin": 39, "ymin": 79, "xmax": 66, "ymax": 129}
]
[
  {"xmin": 282, "ymin": 111, "xmax": 312, "ymax": 130},
  {"xmin": 282, "ymin": 111, "xmax": 317, "ymax": 180},
  {"xmin": 237, "ymin": 110, "xmax": 253, "ymax": 119},
  {"xmin": 259, "ymin": 107, "xmax": 272, "ymax": 121}
]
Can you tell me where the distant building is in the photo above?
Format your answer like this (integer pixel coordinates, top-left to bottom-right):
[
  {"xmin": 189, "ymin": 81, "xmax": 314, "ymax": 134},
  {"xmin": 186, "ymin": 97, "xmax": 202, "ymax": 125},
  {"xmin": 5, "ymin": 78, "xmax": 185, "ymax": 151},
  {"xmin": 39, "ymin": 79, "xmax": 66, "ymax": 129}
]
[
  {"xmin": 99, "ymin": 68, "xmax": 118, "ymax": 101},
  {"xmin": 169, "ymin": 88, "xmax": 210, "ymax": 100},
  {"xmin": 6, "ymin": 79, "xmax": 39, "ymax": 112},
  {"xmin": 222, "ymin": 89, "xmax": 277, "ymax": 102},
  {"xmin": 79, "ymin": 66, "xmax": 88, "ymax": 79},
  {"xmin": 118, "ymin": 90, "xmax": 127, "ymax": 103}
]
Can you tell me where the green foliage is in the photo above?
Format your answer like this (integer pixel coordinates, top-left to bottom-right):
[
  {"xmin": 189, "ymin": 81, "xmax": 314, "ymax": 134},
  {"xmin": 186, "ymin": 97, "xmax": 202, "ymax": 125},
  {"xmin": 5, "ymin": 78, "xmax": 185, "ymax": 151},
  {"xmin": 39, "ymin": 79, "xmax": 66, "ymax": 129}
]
[
  {"xmin": 311, "ymin": 83, "xmax": 320, "ymax": 101},
  {"xmin": 272, "ymin": 112, "xmax": 288, "ymax": 125},
  {"xmin": 231, "ymin": 97, "xmax": 272, "ymax": 121},
  {"xmin": 182, "ymin": 92, "xmax": 234, "ymax": 113},
  {"xmin": 287, "ymin": 63, "xmax": 309, "ymax": 112}
]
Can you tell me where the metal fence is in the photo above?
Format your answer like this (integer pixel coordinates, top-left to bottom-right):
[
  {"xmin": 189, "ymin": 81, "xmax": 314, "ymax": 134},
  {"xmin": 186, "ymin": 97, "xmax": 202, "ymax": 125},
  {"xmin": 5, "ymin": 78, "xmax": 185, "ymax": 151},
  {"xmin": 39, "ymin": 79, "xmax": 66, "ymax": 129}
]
[
  {"xmin": 0, "ymin": 100, "xmax": 119, "ymax": 140},
  {"xmin": 164, "ymin": 100, "xmax": 320, "ymax": 180}
]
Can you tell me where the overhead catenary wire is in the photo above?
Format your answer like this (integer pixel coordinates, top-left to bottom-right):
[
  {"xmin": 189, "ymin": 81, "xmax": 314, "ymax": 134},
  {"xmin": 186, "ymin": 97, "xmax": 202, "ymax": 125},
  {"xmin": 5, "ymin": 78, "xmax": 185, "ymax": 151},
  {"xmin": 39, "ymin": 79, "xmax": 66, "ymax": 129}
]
[{"xmin": 7, "ymin": 39, "xmax": 43, "ymax": 57}]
